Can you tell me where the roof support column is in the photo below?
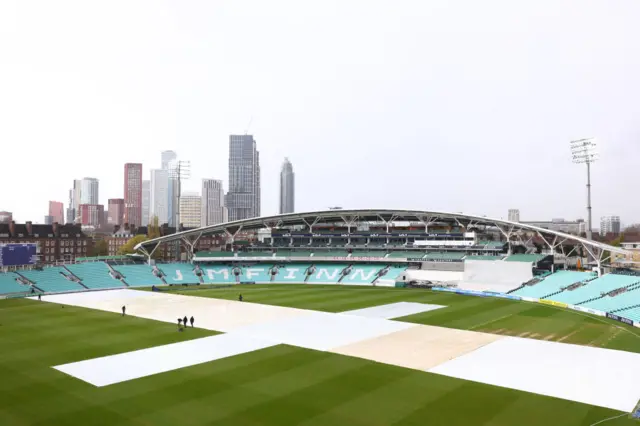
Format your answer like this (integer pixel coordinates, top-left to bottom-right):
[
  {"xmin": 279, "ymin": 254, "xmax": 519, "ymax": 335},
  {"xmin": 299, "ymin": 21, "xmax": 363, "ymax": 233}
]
[
  {"xmin": 377, "ymin": 214, "xmax": 399, "ymax": 233},
  {"xmin": 224, "ymin": 225, "xmax": 243, "ymax": 246},
  {"xmin": 495, "ymin": 223, "xmax": 517, "ymax": 255},
  {"xmin": 302, "ymin": 217, "xmax": 321, "ymax": 233},
  {"xmin": 416, "ymin": 215, "xmax": 437, "ymax": 233},
  {"xmin": 180, "ymin": 232, "xmax": 203, "ymax": 262},
  {"xmin": 340, "ymin": 215, "xmax": 359, "ymax": 234}
]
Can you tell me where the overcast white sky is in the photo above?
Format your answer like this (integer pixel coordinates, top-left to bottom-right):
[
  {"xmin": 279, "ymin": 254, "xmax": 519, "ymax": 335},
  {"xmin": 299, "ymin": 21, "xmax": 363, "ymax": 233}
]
[{"xmin": 1, "ymin": 0, "xmax": 638, "ymax": 225}]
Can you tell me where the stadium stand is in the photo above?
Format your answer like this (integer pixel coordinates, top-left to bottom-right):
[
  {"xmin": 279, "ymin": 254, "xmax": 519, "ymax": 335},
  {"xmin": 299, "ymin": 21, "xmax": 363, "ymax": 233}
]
[
  {"xmin": 511, "ymin": 270, "xmax": 595, "ymax": 299},
  {"xmin": 504, "ymin": 254, "xmax": 546, "ymax": 263},
  {"xmin": 158, "ymin": 263, "xmax": 201, "ymax": 284},
  {"xmin": 239, "ymin": 265, "xmax": 273, "ymax": 282},
  {"xmin": 200, "ymin": 266, "xmax": 237, "ymax": 284},
  {"xmin": 66, "ymin": 262, "xmax": 123, "ymax": 290},
  {"xmin": 580, "ymin": 282, "xmax": 640, "ymax": 312},
  {"xmin": 306, "ymin": 264, "xmax": 349, "ymax": 284},
  {"xmin": 0, "ymin": 272, "xmax": 29, "ymax": 295},
  {"xmin": 314, "ymin": 250, "xmax": 350, "ymax": 257},
  {"xmin": 271, "ymin": 264, "xmax": 311, "ymax": 282},
  {"xmin": 424, "ymin": 252, "xmax": 466, "ymax": 260},
  {"xmin": 111, "ymin": 264, "xmax": 163, "ymax": 287},
  {"xmin": 387, "ymin": 252, "xmax": 424, "ymax": 259},
  {"xmin": 240, "ymin": 252, "xmax": 274, "ymax": 257},
  {"xmin": 194, "ymin": 251, "xmax": 235, "ymax": 258},
  {"xmin": 20, "ymin": 267, "xmax": 86, "ymax": 293},
  {"xmin": 549, "ymin": 274, "xmax": 640, "ymax": 305},
  {"xmin": 349, "ymin": 251, "xmax": 386, "ymax": 258},
  {"xmin": 614, "ymin": 305, "xmax": 640, "ymax": 322},
  {"xmin": 466, "ymin": 255, "xmax": 505, "ymax": 261},
  {"xmin": 342, "ymin": 265, "xmax": 385, "ymax": 285}
]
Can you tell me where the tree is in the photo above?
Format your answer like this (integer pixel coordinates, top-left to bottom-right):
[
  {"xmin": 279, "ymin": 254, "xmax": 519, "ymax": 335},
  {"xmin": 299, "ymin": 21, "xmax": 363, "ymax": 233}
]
[
  {"xmin": 118, "ymin": 234, "xmax": 149, "ymax": 255},
  {"xmin": 92, "ymin": 239, "xmax": 108, "ymax": 256},
  {"xmin": 148, "ymin": 216, "xmax": 161, "ymax": 239}
]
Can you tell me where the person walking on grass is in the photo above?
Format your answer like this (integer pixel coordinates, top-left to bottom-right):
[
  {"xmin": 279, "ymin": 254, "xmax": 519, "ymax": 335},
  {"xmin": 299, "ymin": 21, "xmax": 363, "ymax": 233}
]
[
  {"xmin": 38, "ymin": 294, "xmax": 41, "ymax": 301},
  {"xmin": 178, "ymin": 318, "xmax": 182, "ymax": 329},
  {"xmin": 183, "ymin": 316, "xmax": 188, "ymax": 329},
  {"xmin": 239, "ymin": 294, "xmax": 243, "ymax": 302},
  {"xmin": 190, "ymin": 316, "xmax": 194, "ymax": 327},
  {"xmin": 122, "ymin": 305, "xmax": 126, "ymax": 316}
]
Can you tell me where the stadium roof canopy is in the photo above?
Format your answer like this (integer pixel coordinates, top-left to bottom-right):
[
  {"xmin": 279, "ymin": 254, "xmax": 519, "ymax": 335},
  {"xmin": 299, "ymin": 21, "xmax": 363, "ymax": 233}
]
[{"xmin": 134, "ymin": 209, "xmax": 631, "ymax": 266}]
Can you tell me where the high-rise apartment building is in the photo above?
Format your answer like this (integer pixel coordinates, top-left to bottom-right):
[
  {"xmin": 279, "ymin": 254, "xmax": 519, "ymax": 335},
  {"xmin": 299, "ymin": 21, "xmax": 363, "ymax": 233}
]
[
  {"xmin": 150, "ymin": 169, "xmax": 169, "ymax": 225},
  {"xmin": 48, "ymin": 201, "xmax": 64, "ymax": 224},
  {"xmin": 226, "ymin": 135, "xmax": 260, "ymax": 221},
  {"xmin": 79, "ymin": 204, "xmax": 105, "ymax": 227},
  {"xmin": 142, "ymin": 180, "xmax": 150, "ymax": 226},
  {"xmin": 279, "ymin": 158, "xmax": 295, "ymax": 214},
  {"xmin": 161, "ymin": 150, "xmax": 177, "ymax": 170},
  {"xmin": 66, "ymin": 190, "xmax": 75, "ymax": 223},
  {"xmin": 508, "ymin": 209, "xmax": 520, "ymax": 222},
  {"xmin": 201, "ymin": 179, "xmax": 226, "ymax": 226},
  {"xmin": 72, "ymin": 179, "xmax": 82, "ymax": 222},
  {"xmin": 179, "ymin": 192, "xmax": 201, "ymax": 228},
  {"xmin": 80, "ymin": 178, "xmax": 99, "ymax": 205},
  {"xmin": 124, "ymin": 163, "xmax": 143, "ymax": 226},
  {"xmin": 600, "ymin": 216, "xmax": 621, "ymax": 236},
  {"xmin": 108, "ymin": 198, "xmax": 124, "ymax": 226}
]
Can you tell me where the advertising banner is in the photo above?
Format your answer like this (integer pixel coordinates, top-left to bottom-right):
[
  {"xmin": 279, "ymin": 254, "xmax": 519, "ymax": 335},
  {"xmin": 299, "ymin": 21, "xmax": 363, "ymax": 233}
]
[
  {"xmin": 606, "ymin": 312, "xmax": 634, "ymax": 326},
  {"xmin": 431, "ymin": 287, "xmax": 457, "ymax": 293},
  {"xmin": 485, "ymin": 292, "xmax": 522, "ymax": 301},
  {"xmin": 519, "ymin": 296, "xmax": 540, "ymax": 303},
  {"xmin": 538, "ymin": 299, "xmax": 568, "ymax": 308},
  {"xmin": 566, "ymin": 305, "xmax": 605, "ymax": 317}
]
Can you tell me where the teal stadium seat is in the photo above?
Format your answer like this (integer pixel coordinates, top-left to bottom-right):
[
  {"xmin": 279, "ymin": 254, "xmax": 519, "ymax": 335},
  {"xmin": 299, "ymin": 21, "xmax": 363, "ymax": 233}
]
[
  {"xmin": 306, "ymin": 264, "xmax": 349, "ymax": 284},
  {"xmin": 112, "ymin": 265, "xmax": 163, "ymax": 287},
  {"xmin": 342, "ymin": 265, "xmax": 385, "ymax": 285},
  {"xmin": 549, "ymin": 274, "xmax": 640, "ymax": 305},
  {"xmin": 159, "ymin": 263, "xmax": 200, "ymax": 284},
  {"xmin": 615, "ymin": 305, "xmax": 640, "ymax": 322},
  {"xmin": 271, "ymin": 264, "xmax": 311, "ymax": 283},
  {"xmin": 239, "ymin": 265, "xmax": 273, "ymax": 283},
  {"xmin": 20, "ymin": 268, "xmax": 85, "ymax": 293},
  {"xmin": 0, "ymin": 272, "xmax": 29, "ymax": 295},
  {"xmin": 581, "ymin": 283, "xmax": 640, "ymax": 313},
  {"xmin": 200, "ymin": 266, "xmax": 237, "ymax": 284},
  {"xmin": 512, "ymin": 271, "xmax": 595, "ymax": 299},
  {"xmin": 504, "ymin": 254, "xmax": 546, "ymax": 263},
  {"xmin": 66, "ymin": 262, "xmax": 123, "ymax": 290}
]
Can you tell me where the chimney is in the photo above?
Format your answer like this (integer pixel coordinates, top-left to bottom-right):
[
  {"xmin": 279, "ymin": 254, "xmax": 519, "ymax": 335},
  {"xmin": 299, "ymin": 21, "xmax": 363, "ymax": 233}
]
[
  {"xmin": 52, "ymin": 222, "xmax": 59, "ymax": 236},
  {"xmin": 26, "ymin": 221, "xmax": 33, "ymax": 235},
  {"xmin": 9, "ymin": 220, "xmax": 15, "ymax": 236}
]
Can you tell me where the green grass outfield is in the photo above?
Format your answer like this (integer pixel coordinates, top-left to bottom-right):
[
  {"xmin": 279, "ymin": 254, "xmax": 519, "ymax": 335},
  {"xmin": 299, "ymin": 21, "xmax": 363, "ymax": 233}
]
[{"xmin": 0, "ymin": 285, "xmax": 637, "ymax": 426}]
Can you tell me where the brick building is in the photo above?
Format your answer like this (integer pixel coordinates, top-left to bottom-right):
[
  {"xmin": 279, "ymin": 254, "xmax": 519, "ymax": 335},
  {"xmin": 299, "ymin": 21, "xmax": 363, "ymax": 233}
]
[
  {"xmin": 0, "ymin": 221, "xmax": 92, "ymax": 265},
  {"xmin": 104, "ymin": 224, "xmax": 224, "ymax": 260}
]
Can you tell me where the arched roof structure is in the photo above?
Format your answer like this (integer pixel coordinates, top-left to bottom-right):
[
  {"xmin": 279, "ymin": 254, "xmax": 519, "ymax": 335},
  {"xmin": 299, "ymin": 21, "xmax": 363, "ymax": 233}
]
[{"xmin": 135, "ymin": 209, "xmax": 630, "ymax": 267}]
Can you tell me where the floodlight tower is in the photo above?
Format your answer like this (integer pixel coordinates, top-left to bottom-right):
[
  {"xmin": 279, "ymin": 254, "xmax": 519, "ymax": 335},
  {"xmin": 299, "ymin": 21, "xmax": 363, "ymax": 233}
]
[
  {"xmin": 168, "ymin": 160, "xmax": 191, "ymax": 229},
  {"xmin": 570, "ymin": 138, "xmax": 598, "ymax": 241},
  {"xmin": 168, "ymin": 160, "xmax": 191, "ymax": 259}
]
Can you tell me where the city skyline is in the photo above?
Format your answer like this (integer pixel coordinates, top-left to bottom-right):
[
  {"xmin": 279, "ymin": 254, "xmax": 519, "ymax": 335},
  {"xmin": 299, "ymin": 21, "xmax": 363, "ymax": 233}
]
[{"xmin": 2, "ymin": 1, "xmax": 640, "ymax": 225}]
